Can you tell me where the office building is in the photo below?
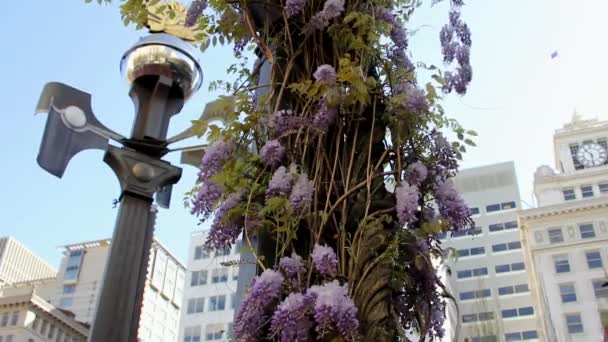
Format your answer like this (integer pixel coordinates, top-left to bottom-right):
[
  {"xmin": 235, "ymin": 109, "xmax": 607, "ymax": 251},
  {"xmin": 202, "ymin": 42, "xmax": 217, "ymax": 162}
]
[
  {"xmin": 0, "ymin": 237, "xmax": 57, "ymax": 287},
  {"xmin": 0, "ymin": 283, "xmax": 88, "ymax": 341},
  {"xmin": 49, "ymin": 238, "xmax": 186, "ymax": 342},
  {"xmin": 441, "ymin": 162, "xmax": 539, "ymax": 341},
  {"xmin": 178, "ymin": 230, "xmax": 242, "ymax": 342},
  {"xmin": 520, "ymin": 116, "xmax": 608, "ymax": 341}
]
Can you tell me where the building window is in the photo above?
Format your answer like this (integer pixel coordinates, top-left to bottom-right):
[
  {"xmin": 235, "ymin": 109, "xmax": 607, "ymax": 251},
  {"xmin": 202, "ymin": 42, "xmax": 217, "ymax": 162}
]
[
  {"xmin": 187, "ymin": 298, "xmax": 205, "ymax": 314},
  {"xmin": 232, "ymin": 267, "xmax": 239, "ymax": 281},
  {"xmin": 48, "ymin": 324, "xmax": 56, "ymax": 338},
  {"xmin": 570, "ymin": 144, "xmax": 584, "ymax": 170},
  {"xmin": 194, "ymin": 246, "xmax": 209, "ymax": 260},
  {"xmin": 64, "ymin": 250, "xmax": 84, "ymax": 280},
  {"xmin": 554, "ymin": 255, "xmax": 570, "ymax": 273},
  {"xmin": 41, "ymin": 320, "xmax": 48, "ymax": 334},
  {"xmin": 458, "ymin": 247, "xmax": 485, "ymax": 258},
  {"xmin": 216, "ymin": 247, "xmax": 231, "ymax": 256},
  {"xmin": 473, "ymin": 267, "xmax": 488, "ymax": 277},
  {"xmin": 59, "ymin": 297, "xmax": 74, "ymax": 308},
  {"xmin": 502, "ymin": 307, "xmax": 534, "ymax": 319},
  {"xmin": 486, "ymin": 204, "xmax": 501, "ymax": 213},
  {"xmin": 470, "ymin": 207, "xmax": 480, "ymax": 215},
  {"xmin": 489, "ymin": 223, "xmax": 504, "ymax": 232},
  {"xmin": 559, "ymin": 284, "xmax": 577, "ymax": 303},
  {"xmin": 1, "ymin": 313, "xmax": 8, "ymax": 327},
  {"xmin": 504, "ymin": 221, "xmax": 518, "ymax": 230},
  {"xmin": 63, "ymin": 285, "xmax": 76, "ymax": 294},
  {"xmin": 579, "ymin": 223, "xmax": 596, "ymax": 239},
  {"xmin": 462, "ymin": 314, "xmax": 476, "ymax": 323},
  {"xmin": 9, "ymin": 312, "xmax": 18, "ymax": 326},
  {"xmin": 495, "ymin": 264, "xmax": 511, "ymax": 274},
  {"xmin": 191, "ymin": 270, "xmax": 208, "ymax": 286},
  {"xmin": 586, "ymin": 251, "xmax": 603, "ymax": 269},
  {"xmin": 522, "ymin": 331, "xmax": 538, "ymax": 340},
  {"xmin": 492, "ymin": 241, "xmax": 521, "ymax": 253},
  {"xmin": 457, "ymin": 270, "xmax": 472, "ymax": 279},
  {"xmin": 211, "ymin": 269, "xmax": 229, "ymax": 283},
  {"xmin": 209, "ymin": 295, "xmax": 226, "ymax": 311},
  {"xmin": 466, "ymin": 336, "xmax": 497, "ymax": 342},
  {"xmin": 514, "ymin": 284, "xmax": 529, "ymax": 293},
  {"xmin": 184, "ymin": 326, "xmax": 202, "ymax": 342},
  {"xmin": 593, "ymin": 279, "xmax": 608, "ymax": 298},
  {"xmin": 459, "ymin": 289, "xmax": 491, "ymax": 301},
  {"xmin": 205, "ymin": 324, "xmax": 224, "ymax": 340},
  {"xmin": 599, "ymin": 183, "xmax": 608, "ymax": 195},
  {"xmin": 548, "ymin": 228, "xmax": 564, "ymax": 244},
  {"xmin": 478, "ymin": 312, "xmax": 494, "ymax": 321},
  {"xmin": 501, "ymin": 201, "xmax": 516, "ymax": 210},
  {"xmin": 565, "ymin": 313, "xmax": 584, "ymax": 334},
  {"xmin": 581, "ymin": 185, "xmax": 594, "ymax": 198},
  {"xmin": 563, "ymin": 189, "xmax": 576, "ymax": 201}
]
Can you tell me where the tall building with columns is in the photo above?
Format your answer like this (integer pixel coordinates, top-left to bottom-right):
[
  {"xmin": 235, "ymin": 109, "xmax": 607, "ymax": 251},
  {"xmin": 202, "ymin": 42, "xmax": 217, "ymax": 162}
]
[
  {"xmin": 441, "ymin": 162, "xmax": 539, "ymax": 342},
  {"xmin": 520, "ymin": 116, "xmax": 608, "ymax": 341}
]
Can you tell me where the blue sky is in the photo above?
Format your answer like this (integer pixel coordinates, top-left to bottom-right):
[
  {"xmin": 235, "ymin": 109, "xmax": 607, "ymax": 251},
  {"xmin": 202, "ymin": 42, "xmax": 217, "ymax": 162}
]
[{"xmin": 2, "ymin": 1, "xmax": 607, "ymax": 267}]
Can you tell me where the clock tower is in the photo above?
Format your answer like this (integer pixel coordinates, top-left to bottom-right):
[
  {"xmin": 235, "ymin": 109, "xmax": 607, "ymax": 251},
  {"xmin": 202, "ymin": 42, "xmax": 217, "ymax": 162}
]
[{"xmin": 554, "ymin": 114, "xmax": 608, "ymax": 174}]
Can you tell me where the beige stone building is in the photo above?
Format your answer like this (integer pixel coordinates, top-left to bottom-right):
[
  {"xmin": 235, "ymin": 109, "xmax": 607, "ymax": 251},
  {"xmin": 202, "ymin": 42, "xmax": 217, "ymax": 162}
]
[
  {"xmin": 520, "ymin": 116, "xmax": 608, "ymax": 341},
  {"xmin": 0, "ymin": 283, "xmax": 88, "ymax": 342}
]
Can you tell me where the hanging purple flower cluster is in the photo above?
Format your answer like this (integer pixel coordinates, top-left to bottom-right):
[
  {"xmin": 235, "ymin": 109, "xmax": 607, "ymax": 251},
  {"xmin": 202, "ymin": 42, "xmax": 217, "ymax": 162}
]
[
  {"xmin": 306, "ymin": 0, "xmax": 345, "ymax": 31},
  {"xmin": 185, "ymin": 0, "xmax": 207, "ymax": 27},
  {"xmin": 235, "ymin": 246, "xmax": 360, "ymax": 342},
  {"xmin": 234, "ymin": 269, "xmax": 285, "ymax": 341},
  {"xmin": 266, "ymin": 165, "xmax": 314, "ymax": 214},
  {"xmin": 270, "ymin": 109, "xmax": 308, "ymax": 137},
  {"xmin": 395, "ymin": 182, "xmax": 420, "ymax": 226},
  {"xmin": 205, "ymin": 190, "xmax": 246, "ymax": 250},
  {"xmin": 311, "ymin": 244, "xmax": 338, "ymax": 276},
  {"xmin": 312, "ymin": 97, "xmax": 337, "ymax": 132},
  {"xmin": 285, "ymin": 0, "xmax": 307, "ymax": 18},
  {"xmin": 313, "ymin": 64, "xmax": 337, "ymax": 85},
  {"xmin": 191, "ymin": 140, "xmax": 235, "ymax": 218},
  {"xmin": 394, "ymin": 83, "xmax": 428, "ymax": 113},
  {"xmin": 439, "ymin": 3, "xmax": 472, "ymax": 94},
  {"xmin": 406, "ymin": 162, "xmax": 428, "ymax": 186},
  {"xmin": 260, "ymin": 139, "xmax": 286, "ymax": 168},
  {"xmin": 434, "ymin": 179, "xmax": 471, "ymax": 230}
]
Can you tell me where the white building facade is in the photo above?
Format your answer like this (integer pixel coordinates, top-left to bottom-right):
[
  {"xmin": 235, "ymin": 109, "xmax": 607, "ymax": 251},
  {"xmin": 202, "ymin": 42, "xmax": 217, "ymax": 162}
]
[
  {"xmin": 178, "ymin": 230, "xmax": 242, "ymax": 342},
  {"xmin": 441, "ymin": 162, "xmax": 539, "ymax": 342},
  {"xmin": 0, "ymin": 284, "xmax": 88, "ymax": 342},
  {"xmin": 520, "ymin": 116, "xmax": 608, "ymax": 341},
  {"xmin": 0, "ymin": 237, "xmax": 57, "ymax": 287},
  {"xmin": 49, "ymin": 238, "xmax": 186, "ymax": 342}
]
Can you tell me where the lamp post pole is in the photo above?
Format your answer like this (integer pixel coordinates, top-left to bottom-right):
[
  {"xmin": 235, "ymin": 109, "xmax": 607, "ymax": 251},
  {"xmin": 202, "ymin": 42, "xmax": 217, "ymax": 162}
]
[{"xmin": 35, "ymin": 33, "xmax": 202, "ymax": 342}]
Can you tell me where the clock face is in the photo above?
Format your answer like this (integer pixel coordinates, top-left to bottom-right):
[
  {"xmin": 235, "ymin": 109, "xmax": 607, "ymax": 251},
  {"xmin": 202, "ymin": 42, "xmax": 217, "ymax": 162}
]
[{"xmin": 576, "ymin": 142, "xmax": 608, "ymax": 167}]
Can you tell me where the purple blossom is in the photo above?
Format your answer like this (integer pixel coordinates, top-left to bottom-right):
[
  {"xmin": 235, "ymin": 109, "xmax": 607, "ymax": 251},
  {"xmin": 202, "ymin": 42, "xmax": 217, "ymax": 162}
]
[
  {"xmin": 305, "ymin": 0, "xmax": 344, "ymax": 32},
  {"xmin": 185, "ymin": 0, "xmax": 207, "ymax": 27},
  {"xmin": 191, "ymin": 181, "xmax": 223, "ymax": 218},
  {"xmin": 270, "ymin": 110, "xmax": 306, "ymax": 136},
  {"xmin": 289, "ymin": 173, "xmax": 314, "ymax": 212},
  {"xmin": 199, "ymin": 140, "xmax": 235, "ymax": 180},
  {"xmin": 267, "ymin": 166, "xmax": 295, "ymax": 198},
  {"xmin": 377, "ymin": 8, "xmax": 408, "ymax": 50},
  {"xmin": 441, "ymin": 41, "xmax": 458, "ymax": 63},
  {"xmin": 279, "ymin": 252, "xmax": 306, "ymax": 282},
  {"xmin": 407, "ymin": 162, "xmax": 428, "ymax": 185},
  {"xmin": 449, "ymin": 10, "xmax": 461, "ymax": 27},
  {"xmin": 456, "ymin": 22, "xmax": 472, "ymax": 46},
  {"xmin": 205, "ymin": 190, "xmax": 245, "ymax": 250},
  {"xmin": 395, "ymin": 182, "xmax": 420, "ymax": 226},
  {"xmin": 456, "ymin": 45, "xmax": 470, "ymax": 65},
  {"xmin": 235, "ymin": 269, "xmax": 285, "ymax": 341},
  {"xmin": 308, "ymin": 280, "xmax": 360, "ymax": 341},
  {"xmin": 312, "ymin": 97, "xmax": 337, "ymax": 131},
  {"xmin": 404, "ymin": 85, "xmax": 428, "ymax": 112},
  {"xmin": 313, "ymin": 64, "xmax": 337, "ymax": 85},
  {"xmin": 435, "ymin": 180, "xmax": 471, "ymax": 230},
  {"xmin": 285, "ymin": 0, "xmax": 307, "ymax": 18},
  {"xmin": 260, "ymin": 140, "xmax": 285, "ymax": 168},
  {"xmin": 446, "ymin": 64, "xmax": 473, "ymax": 95},
  {"xmin": 269, "ymin": 293, "xmax": 314, "ymax": 342},
  {"xmin": 322, "ymin": 0, "xmax": 345, "ymax": 19},
  {"xmin": 311, "ymin": 244, "xmax": 338, "ymax": 276}
]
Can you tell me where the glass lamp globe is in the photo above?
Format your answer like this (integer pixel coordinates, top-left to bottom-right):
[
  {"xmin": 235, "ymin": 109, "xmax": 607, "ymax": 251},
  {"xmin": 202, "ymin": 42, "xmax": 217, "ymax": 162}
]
[{"xmin": 120, "ymin": 33, "xmax": 203, "ymax": 100}]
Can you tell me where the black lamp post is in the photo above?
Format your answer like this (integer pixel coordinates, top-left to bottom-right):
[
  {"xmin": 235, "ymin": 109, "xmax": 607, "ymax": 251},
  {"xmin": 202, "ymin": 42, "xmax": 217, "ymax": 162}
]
[{"xmin": 35, "ymin": 33, "xmax": 202, "ymax": 342}]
